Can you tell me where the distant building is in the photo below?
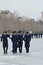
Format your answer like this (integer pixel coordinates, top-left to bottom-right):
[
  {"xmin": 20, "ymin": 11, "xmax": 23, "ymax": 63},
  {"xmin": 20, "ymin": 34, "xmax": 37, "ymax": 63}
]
[{"xmin": 40, "ymin": 12, "xmax": 43, "ymax": 21}]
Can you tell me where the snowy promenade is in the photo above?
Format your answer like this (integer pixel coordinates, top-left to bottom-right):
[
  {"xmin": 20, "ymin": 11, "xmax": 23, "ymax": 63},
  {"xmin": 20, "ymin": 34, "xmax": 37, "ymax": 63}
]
[{"xmin": 0, "ymin": 37, "xmax": 43, "ymax": 65}]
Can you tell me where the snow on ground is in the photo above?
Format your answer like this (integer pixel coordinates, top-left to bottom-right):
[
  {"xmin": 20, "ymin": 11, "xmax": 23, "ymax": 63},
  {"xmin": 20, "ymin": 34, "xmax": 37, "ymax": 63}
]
[{"xmin": 0, "ymin": 37, "xmax": 43, "ymax": 65}]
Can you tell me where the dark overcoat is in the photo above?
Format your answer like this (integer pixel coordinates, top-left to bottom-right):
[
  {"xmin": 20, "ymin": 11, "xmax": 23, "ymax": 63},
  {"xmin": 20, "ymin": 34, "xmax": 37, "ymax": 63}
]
[
  {"xmin": 24, "ymin": 34, "xmax": 31, "ymax": 48},
  {"xmin": 1, "ymin": 34, "xmax": 8, "ymax": 47},
  {"xmin": 18, "ymin": 35, "xmax": 23, "ymax": 47},
  {"xmin": 11, "ymin": 35, "xmax": 18, "ymax": 48}
]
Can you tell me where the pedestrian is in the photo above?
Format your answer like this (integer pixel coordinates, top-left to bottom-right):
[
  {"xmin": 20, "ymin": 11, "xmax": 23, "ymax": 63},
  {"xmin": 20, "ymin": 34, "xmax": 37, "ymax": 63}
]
[
  {"xmin": 11, "ymin": 31, "xmax": 18, "ymax": 54},
  {"xmin": 18, "ymin": 31, "xmax": 23, "ymax": 53},
  {"xmin": 24, "ymin": 32, "xmax": 31, "ymax": 53},
  {"xmin": 1, "ymin": 31, "xmax": 10, "ymax": 54}
]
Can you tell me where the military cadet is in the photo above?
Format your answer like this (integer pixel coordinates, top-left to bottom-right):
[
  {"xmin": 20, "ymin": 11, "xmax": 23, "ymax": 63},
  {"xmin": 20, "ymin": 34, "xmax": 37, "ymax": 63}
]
[
  {"xmin": 11, "ymin": 31, "xmax": 18, "ymax": 54},
  {"xmin": 24, "ymin": 32, "xmax": 31, "ymax": 53},
  {"xmin": 1, "ymin": 31, "xmax": 10, "ymax": 54},
  {"xmin": 18, "ymin": 31, "xmax": 23, "ymax": 53}
]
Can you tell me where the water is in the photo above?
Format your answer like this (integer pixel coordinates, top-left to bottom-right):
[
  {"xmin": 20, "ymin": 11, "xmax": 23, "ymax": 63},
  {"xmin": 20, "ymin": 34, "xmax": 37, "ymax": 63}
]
[{"xmin": 0, "ymin": 37, "xmax": 43, "ymax": 65}]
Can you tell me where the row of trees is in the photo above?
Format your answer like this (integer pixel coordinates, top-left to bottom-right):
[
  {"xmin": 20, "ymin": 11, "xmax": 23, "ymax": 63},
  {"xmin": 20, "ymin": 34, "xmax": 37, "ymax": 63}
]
[{"xmin": 0, "ymin": 10, "xmax": 43, "ymax": 34}]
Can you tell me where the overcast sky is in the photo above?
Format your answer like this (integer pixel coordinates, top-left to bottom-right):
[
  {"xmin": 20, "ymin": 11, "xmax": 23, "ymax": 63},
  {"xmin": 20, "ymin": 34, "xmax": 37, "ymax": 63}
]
[{"xmin": 0, "ymin": 0, "xmax": 43, "ymax": 20}]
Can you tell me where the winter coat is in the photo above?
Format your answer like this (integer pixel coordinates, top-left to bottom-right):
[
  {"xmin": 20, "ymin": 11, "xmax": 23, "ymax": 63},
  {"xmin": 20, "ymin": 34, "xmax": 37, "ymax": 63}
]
[{"xmin": 24, "ymin": 34, "xmax": 31, "ymax": 48}]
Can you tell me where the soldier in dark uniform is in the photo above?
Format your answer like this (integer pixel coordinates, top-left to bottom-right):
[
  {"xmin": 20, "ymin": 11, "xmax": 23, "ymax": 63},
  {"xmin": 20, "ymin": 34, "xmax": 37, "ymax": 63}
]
[
  {"xmin": 18, "ymin": 31, "xmax": 23, "ymax": 53},
  {"xmin": 11, "ymin": 31, "xmax": 18, "ymax": 53},
  {"xmin": 24, "ymin": 32, "xmax": 31, "ymax": 53},
  {"xmin": 1, "ymin": 31, "xmax": 10, "ymax": 54}
]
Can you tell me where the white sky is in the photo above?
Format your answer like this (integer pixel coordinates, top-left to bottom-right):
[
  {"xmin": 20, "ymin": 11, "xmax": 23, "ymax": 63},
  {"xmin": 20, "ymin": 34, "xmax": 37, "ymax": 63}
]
[{"xmin": 0, "ymin": 0, "xmax": 43, "ymax": 20}]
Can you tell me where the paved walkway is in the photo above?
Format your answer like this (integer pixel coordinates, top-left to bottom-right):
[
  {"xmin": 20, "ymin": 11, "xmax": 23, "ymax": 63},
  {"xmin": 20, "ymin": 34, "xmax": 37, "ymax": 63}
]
[{"xmin": 0, "ymin": 38, "xmax": 43, "ymax": 65}]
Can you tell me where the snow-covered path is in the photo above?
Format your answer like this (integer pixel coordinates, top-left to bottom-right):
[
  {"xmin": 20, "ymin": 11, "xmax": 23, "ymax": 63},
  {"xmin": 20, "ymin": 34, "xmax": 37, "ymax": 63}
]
[{"xmin": 0, "ymin": 37, "xmax": 43, "ymax": 65}]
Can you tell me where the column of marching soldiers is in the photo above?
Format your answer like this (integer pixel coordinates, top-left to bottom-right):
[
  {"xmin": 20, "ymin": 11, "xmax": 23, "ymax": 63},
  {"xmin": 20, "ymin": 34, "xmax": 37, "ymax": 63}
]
[
  {"xmin": 0, "ymin": 31, "xmax": 43, "ymax": 54},
  {"xmin": 0, "ymin": 31, "xmax": 32, "ymax": 54}
]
